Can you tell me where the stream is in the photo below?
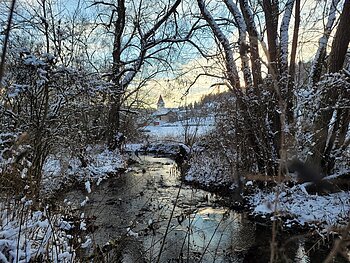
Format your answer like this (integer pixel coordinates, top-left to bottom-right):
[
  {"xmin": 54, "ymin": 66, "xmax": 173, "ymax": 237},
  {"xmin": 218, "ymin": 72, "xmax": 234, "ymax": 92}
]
[{"xmin": 62, "ymin": 155, "xmax": 343, "ymax": 262}]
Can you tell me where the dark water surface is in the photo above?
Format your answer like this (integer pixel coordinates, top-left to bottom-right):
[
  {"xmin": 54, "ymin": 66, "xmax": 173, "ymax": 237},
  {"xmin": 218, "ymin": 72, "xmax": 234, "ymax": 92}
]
[{"xmin": 62, "ymin": 156, "xmax": 345, "ymax": 262}]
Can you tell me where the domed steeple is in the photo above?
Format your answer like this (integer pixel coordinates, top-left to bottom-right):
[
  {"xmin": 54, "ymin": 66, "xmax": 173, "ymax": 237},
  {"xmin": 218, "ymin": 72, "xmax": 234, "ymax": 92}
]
[{"xmin": 157, "ymin": 95, "xmax": 165, "ymax": 109}]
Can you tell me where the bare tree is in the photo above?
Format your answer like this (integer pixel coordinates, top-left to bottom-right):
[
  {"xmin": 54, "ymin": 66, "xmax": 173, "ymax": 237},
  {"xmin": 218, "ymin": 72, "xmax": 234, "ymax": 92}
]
[
  {"xmin": 287, "ymin": 0, "xmax": 300, "ymax": 124},
  {"xmin": 90, "ymin": 0, "xmax": 199, "ymax": 149},
  {"xmin": 239, "ymin": 0, "xmax": 262, "ymax": 89}
]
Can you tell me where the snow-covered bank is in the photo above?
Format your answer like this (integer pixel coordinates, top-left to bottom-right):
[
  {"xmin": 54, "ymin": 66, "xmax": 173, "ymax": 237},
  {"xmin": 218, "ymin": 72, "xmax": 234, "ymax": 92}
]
[
  {"xmin": 42, "ymin": 145, "xmax": 126, "ymax": 197},
  {"xmin": 125, "ymin": 142, "xmax": 190, "ymax": 157},
  {"xmin": 248, "ymin": 186, "xmax": 350, "ymax": 229},
  {"xmin": 185, "ymin": 164, "xmax": 350, "ymax": 231},
  {"xmin": 184, "ymin": 149, "xmax": 350, "ymax": 232},
  {"xmin": 0, "ymin": 145, "xmax": 126, "ymax": 262}
]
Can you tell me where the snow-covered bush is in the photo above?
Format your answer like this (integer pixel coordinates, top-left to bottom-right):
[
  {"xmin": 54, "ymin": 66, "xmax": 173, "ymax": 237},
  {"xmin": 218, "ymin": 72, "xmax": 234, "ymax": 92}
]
[
  {"xmin": 0, "ymin": 200, "xmax": 76, "ymax": 262},
  {"xmin": 185, "ymin": 130, "xmax": 239, "ymax": 188},
  {"xmin": 0, "ymin": 49, "xmax": 115, "ymax": 198},
  {"xmin": 0, "ymin": 132, "xmax": 31, "ymax": 195},
  {"xmin": 186, "ymin": 146, "xmax": 237, "ymax": 188}
]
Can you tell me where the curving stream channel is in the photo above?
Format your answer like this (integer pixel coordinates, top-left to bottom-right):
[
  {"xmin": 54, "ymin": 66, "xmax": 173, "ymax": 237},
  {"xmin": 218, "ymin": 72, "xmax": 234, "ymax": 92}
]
[{"xmin": 62, "ymin": 156, "xmax": 340, "ymax": 262}]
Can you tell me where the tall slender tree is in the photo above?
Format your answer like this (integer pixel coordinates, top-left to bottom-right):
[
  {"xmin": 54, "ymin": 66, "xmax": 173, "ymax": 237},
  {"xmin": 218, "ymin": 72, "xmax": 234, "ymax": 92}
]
[{"xmin": 307, "ymin": 0, "xmax": 350, "ymax": 174}]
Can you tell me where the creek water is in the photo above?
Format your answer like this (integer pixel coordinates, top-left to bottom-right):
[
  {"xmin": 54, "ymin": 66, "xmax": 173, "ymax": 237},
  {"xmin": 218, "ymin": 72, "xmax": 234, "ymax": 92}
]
[{"xmin": 62, "ymin": 156, "xmax": 343, "ymax": 262}]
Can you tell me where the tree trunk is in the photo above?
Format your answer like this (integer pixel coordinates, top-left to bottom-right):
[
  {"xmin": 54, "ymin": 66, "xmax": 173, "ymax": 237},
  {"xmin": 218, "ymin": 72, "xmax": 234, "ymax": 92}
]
[
  {"xmin": 287, "ymin": 0, "xmax": 300, "ymax": 124},
  {"xmin": 262, "ymin": 0, "xmax": 279, "ymax": 76},
  {"xmin": 307, "ymin": 0, "xmax": 350, "ymax": 174},
  {"xmin": 107, "ymin": 0, "xmax": 126, "ymax": 147},
  {"xmin": 223, "ymin": 0, "xmax": 253, "ymax": 91},
  {"xmin": 107, "ymin": 94, "xmax": 121, "ymax": 150},
  {"xmin": 309, "ymin": 0, "xmax": 340, "ymax": 86},
  {"xmin": 239, "ymin": 0, "xmax": 263, "ymax": 90},
  {"xmin": 328, "ymin": 0, "xmax": 350, "ymax": 73},
  {"xmin": 334, "ymin": 109, "xmax": 350, "ymax": 150}
]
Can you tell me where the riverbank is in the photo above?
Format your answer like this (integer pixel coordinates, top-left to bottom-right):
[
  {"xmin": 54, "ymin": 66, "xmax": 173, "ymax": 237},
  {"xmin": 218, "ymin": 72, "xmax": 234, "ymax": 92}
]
[
  {"xmin": 182, "ymin": 149, "xmax": 350, "ymax": 257},
  {"xmin": 0, "ymin": 144, "xmax": 126, "ymax": 262}
]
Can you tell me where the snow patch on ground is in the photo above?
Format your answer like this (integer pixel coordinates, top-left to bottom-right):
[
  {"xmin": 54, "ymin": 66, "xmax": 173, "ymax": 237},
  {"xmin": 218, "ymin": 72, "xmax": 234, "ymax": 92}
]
[
  {"xmin": 249, "ymin": 187, "xmax": 350, "ymax": 228},
  {"xmin": 42, "ymin": 145, "xmax": 125, "ymax": 196},
  {"xmin": 125, "ymin": 143, "xmax": 143, "ymax": 152},
  {"xmin": 141, "ymin": 120, "xmax": 214, "ymax": 141}
]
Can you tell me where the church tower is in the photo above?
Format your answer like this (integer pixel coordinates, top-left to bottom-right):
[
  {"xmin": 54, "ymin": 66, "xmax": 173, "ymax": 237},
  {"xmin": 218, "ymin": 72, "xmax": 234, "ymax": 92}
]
[{"xmin": 157, "ymin": 95, "xmax": 165, "ymax": 109}]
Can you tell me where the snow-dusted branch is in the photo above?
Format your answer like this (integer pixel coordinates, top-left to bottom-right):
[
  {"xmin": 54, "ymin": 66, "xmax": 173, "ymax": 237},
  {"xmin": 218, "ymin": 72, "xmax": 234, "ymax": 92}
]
[
  {"xmin": 239, "ymin": 0, "xmax": 263, "ymax": 87},
  {"xmin": 197, "ymin": 0, "xmax": 241, "ymax": 91}
]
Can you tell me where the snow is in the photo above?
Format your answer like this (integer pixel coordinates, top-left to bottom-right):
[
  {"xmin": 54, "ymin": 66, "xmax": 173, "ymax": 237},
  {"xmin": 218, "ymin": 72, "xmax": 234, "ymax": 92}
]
[
  {"xmin": 224, "ymin": 0, "xmax": 246, "ymax": 33},
  {"xmin": 126, "ymin": 228, "xmax": 139, "ymax": 238},
  {"xmin": 80, "ymin": 221, "xmax": 87, "ymax": 230},
  {"xmin": 245, "ymin": 181, "xmax": 253, "ymax": 186},
  {"xmin": 60, "ymin": 221, "xmax": 73, "ymax": 231},
  {"xmin": 85, "ymin": 181, "xmax": 91, "ymax": 193},
  {"xmin": 143, "ymin": 125, "xmax": 212, "ymax": 140},
  {"xmin": 152, "ymin": 108, "xmax": 173, "ymax": 116},
  {"xmin": 6, "ymin": 84, "xmax": 28, "ymax": 98},
  {"xmin": 125, "ymin": 143, "xmax": 144, "ymax": 152},
  {"xmin": 185, "ymin": 138, "xmax": 350, "ymax": 231},
  {"xmin": 254, "ymin": 203, "xmax": 274, "ymax": 214},
  {"xmin": 58, "ymin": 252, "xmax": 73, "ymax": 261},
  {"xmin": 185, "ymin": 149, "xmax": 237, "ymax": 188},
  {"xmin": 23, "ymin": 55, "xmax": 46, "ymax": 66},
  {"xmin": 81, "ymin": 238, "xmax": 92, "ymax": 249},
  {"xmin": 0, "ymin": 204, "xmax": 75, "ymax": 262},
  {"xmin": 80, "ymin": 196, "xmax": 89, "ymax": 207},
  {"xmin": 125, "ymin": 142, "xmax": 190, "ymax": 159},
  {"xmin": 41, "ymin": 145, "xmax": 125, "ymax": 196},
  {"xmin": 141, "ymin": 118, "xmax": 214, "ymax": 141},
  {"xmin": 0, "ymin": 145, "xmax": 125, "ymax": 262},
  {"xmin": 279, "ymin": 0, "xmax": 295, "ymax": 71},
  {"xmin": 249, "ymin": 187, "xmax": 350, "ymax": 228}
]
